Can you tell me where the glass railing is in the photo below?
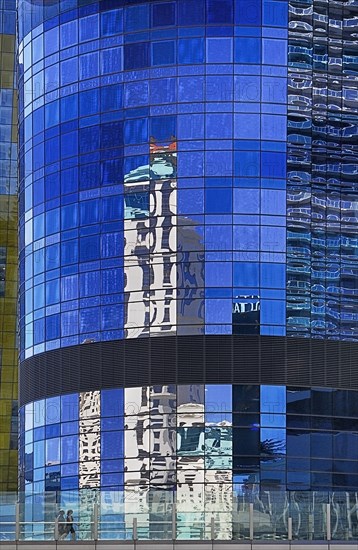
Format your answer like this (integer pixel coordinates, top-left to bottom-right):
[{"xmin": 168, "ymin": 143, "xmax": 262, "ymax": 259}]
[{"xmin": 1, "ymin": 491, "xmax": 358, "ymax": 541}]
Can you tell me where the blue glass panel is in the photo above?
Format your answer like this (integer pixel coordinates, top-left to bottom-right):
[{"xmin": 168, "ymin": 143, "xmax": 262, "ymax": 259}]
[
  {"xmin": 262, "ymin": 38, "xmax": 287, "ymax": 65},
  {"xmin": 236, "ymin": 0, "xmax": 261, "ymax": 25},
  {"xmin": 46, "ymin": 314, "xmax": 60, "ymax": 340},
  {"xmin": 80, "ymin": 271, "xmax": 101, "ymax": 297},
  {"xmin": 103, "ymin": 196, "xmax": 123, "ymax": 221},
  {"xmin": 233, "ymin": 188, "xmax": 259, "ymax": 213},
  {"xmin": 234, "ymin": 75, "xmax": 260, "ymax": 102},
  {"xmin": 102, "ymin": 84, "xmax": 122, "ymax": 111},
  {"xmin": 207, "ymin": 0, "xmax": 233, "ymax": 24},
  {"xmin": 124, "ymin": 42, "xmax": 149, "ymax": 70},
  {"xmin": 79, "ymin": 13, "xmax": 99, "ymax": 41},
  {"xmin": 102, "ymin": 431, "xmax": 123, "ymax": 459},
  {"xmin": 234, "ymin": 114, "xmax": 260, "ymax": 139},
  {"xmin": 261, "ymin": 114, "xmax": 287, "ymax": 141},
  {"xmin": 261, "ymin": 189, "xmax": 286, "ymax": 215},
  {"xmin": 102, "ymin": 305, "xmax": 123, "ymax": 329},
  {"xmin": 80, "ymin": 235, "xmax": 100, "ymax": 261},
  {"xmin": 206, "ymin": 38, "xmax": 233, "ymax": 63},
  {"xmin": 102, "ymin": 268, "xmax": 123, "ymax": 294},
  {"xmin": 61, "ymin": 476, "xmax": 78, "ymax": 490},
  {"xmin": 60, "ymin": 57, "xmax": 78, "ymax": 85},
  {"xmin": 205, "ymin": 150, "xmax": 232, "ymax": 176},
  {"xmin": 79, "ymin": 126, "xmax": 99, "ymax": 154},
  {"xmin": 61, "ymin": 240, "xmax": 78, "ymax": 265},
  {"xmin": 61, "ymin": 394, "xmax": 78, "ymax": 422},
  {"xmin": 125, "ymin": 5, "xmax": 149, "ymax": 32},
  {"xmin": 101, "ymin": 459, "xmax": 123, "ymax": 473},
  {"xmin": 61, "ymin": 436, "xmax": 78, "ymax": 463},
  {"xmin": 45, "ymin": 101, "xmax": 59, "ymax": 128},
  {"xmin": 101, "ymin": 473, "xmax": 123, "ymax": 487},
  {"xmin": 34, "ymin": 400, "xmax": 45, "ymax": 428},
  {"xmin": 177, "ymin": 151, "xmax": 204, "ymax": 177},
  {"xmin": 34, "ymin": 318, "xmax": 45, "ymax": 345},
  {"xmin": 260, "ymin": 263, "xmax": 286, "ymax": 289},
  {"xmin": 61, "ymin": 20, "xmax": 78, "ymax": 48},
  {"xmin": 178, "ymin": 188, "xmax": 204, "ymax": 215},
  {"xmin": 80, "ymin": 51, "xmax": 99, "ymax": 79},
  {"xmin": 152, "ymin": 2, "xmax": 176, "ymax": 27},
  {"xmin": 33, "ymin": 441, "xmax": 45, "ymax": 469},
  {"xmin": 205, "ymin": 262, "xmax": 232, "ymax": 287},
  {"xmin": 206, "ymin": 299, "xmax": 232, "ymax": 324},
  {"xmin": 206, "ymin": 75, "xmax": 234, "ymax": 104},
  {"xmin": 61, "ymin": 94, "xmax": 78, "ymax": 122},
  {"xmin": 263, "ymin": 1, "xmax": 288, "ymax": 28},
  {"xmin": 80, "ymin": 307, "xmax": 100, "ymax": 332},
  {"xmin": 79, "ymin": 89, "xmax": 99, "ymax": 117},
  {"xmin": 45, "ymin": 244, "xmax": 60, "ymax": 272},
  {"xmin": 178, "ymin": 38, "xmax": 204, "ymax": 64},
  {"xmin": 101, "ymin": 47, "xmax": 122, "ymax": 74},
  {"xmin": 205, "ymin": 188, "xmax": 232, "ymax": 214},
  {"xmin": 124, "ymin": 118, "xmax": 148, "ymax": 145},
  {"xmin": 233, "ymin": 262, "xmax": 259, "ymax": 286},
  {"xmin": 150, "ymin": 115, "xmax": 176, "ymax": 142},
  {"xmin": 61, "ymin": 130, "xmax": 78, "ymax": 158},
  {"xmin": 46, "ymin": 438, "xmax": 60, "ymax": 465},
  {"xmin": 101, "ymin": 389, "xmax": 123, "ymax": 417},
  {"xmin": 150, "ymin": 77, "xmax": 176, "ymax": 104},
  {"xmin": 80, "ymin": 162, "xmax": 101, "ymax": 188},
  {"xmin": 178, "ymin": 114, "xmax": 204, "ymax": 140},
  {"xmin": 152, "ymin": 40, "xmax": 176, "ymax": 66},
  {"xmin": 45, "ymin": 27, "xmax": 59, "ymax": 55},
  {"xmin": 233, "ymin": 225, "xmax": 259, "ymax": 256},
  {"xmin": 178, "ymin": 0, "xmax": 205, "ymax": 25},
  {"xmin": 235, "ymin": 38, "xmax": 261, "ymax": 63},
  {"xmin": 234, "ymin": 151, "xmax": 260, "ymax": 177},
  {"xmin": 62, "ymin": 311, "xmax": 78, "ymax": 336},
  {"xmin": 261, "ymin": 151, "xmax": 286, "ymax": 178},
  {"xmin": 178, "ymin": 76, "xmax": 204, "ymax": 102},
  {"xmin": 206, "ymin": 225, "xmax": 232, "ymax": 250},
  {"xmin": 261, "ymin": 299, "xmax": 285, "ymax": 325},
  {"xmin": 45, "ymin": 63, "xmax": 59, "ymax": 93},
  {"xmin": 124, "ymin": 81, "xmax": 148, "ymax": 107},
  {"xmin": 261, "ymin": 76, "xmax": 286, "ymax": 104},
  {"xmin": 206, "ymin": 113, "xmax": 232, "ymax": 139},
  {"xmin": 46, "ymin": 208, "xmax": 60, "ymax": 234},
  {"xmin": 101, "ymin": 9, "xmax": 123, "ymax": 36}
]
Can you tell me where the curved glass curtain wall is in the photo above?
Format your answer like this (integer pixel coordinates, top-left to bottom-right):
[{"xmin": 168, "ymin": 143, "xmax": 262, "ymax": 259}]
[
  {"xmin": 18, "ymin": 0, "xmax": 358, "ymax": 363},
  {"xmin": 19, "ymin": 0, "xmax": 291, "ymax": 362},
  {"xmin": 19, "ymin": 385, "xmax": 358, "ymax": 496},
  {"xmin": 17, "ymin": 0, "xmax": 358, "ymax": 505}
]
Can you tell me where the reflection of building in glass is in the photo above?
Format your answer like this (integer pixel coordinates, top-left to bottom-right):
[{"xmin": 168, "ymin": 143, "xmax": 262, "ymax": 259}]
[
  {"xmin": 233, "ymin": 296, "xmax": 260, "ymax": 335},
  {"xmin": 124, "ymin": 140, "xmax": 178, "ymax": 339},
  {"xmin": 16, "ymin": 0, "xmax": 358, "ymax": 542}
]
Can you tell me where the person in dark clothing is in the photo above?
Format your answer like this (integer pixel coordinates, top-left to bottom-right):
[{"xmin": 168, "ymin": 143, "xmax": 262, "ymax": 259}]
[{"xmin": 65, "ymin": 510, "xmax": 76, "ymax": 540}]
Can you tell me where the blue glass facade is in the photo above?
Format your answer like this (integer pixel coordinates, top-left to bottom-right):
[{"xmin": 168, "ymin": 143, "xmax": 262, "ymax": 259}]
[
  {"xmin": 18, "ymin": 0, "xmax": 358, "ymax": 514},
  {"xmin": 19, "ymin": 0, "xmax": 291, "ymax": 359},
  {"xmin": 20, "ymin": 384, "xmax": 358, "ymax": 496}
]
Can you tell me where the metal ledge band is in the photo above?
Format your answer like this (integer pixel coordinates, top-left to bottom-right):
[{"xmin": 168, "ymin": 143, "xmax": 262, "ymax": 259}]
[{"xmin": 19, "ymin": 335, "xmax": 358, "ymax": 406}]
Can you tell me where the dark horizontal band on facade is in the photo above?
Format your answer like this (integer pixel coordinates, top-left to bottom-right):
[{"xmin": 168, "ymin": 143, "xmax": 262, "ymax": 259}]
[{"xmin": 19, "ymin": 335, "xmax": 358, "ymax": 406}]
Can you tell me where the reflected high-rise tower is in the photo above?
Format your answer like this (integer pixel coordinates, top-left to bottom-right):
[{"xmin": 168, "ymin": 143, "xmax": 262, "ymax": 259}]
[{"xmin": 18, "ymin": 0, "xmax": 358, "ymax": 537}]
